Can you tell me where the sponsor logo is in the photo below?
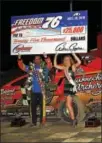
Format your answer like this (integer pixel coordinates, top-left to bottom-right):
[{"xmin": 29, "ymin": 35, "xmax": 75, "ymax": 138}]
[
  {"xmin": 13, "ymin": 18, "xmax": 44, "ymax": 26},
  {"xmin": 73, "ymin": 12, "xmax": 80, "ymax": 17},
  {"xmin": 67, "ymin": 12, "xmax": 86, "ymax": 20},
  {"xmin": 13, "ymin": 44, "xmax": 32, "ymax": 53},
  {"xmin": 12, "ymin": 16, "xmax": 62, "ymax": 30},
  {"xmin": 0, "ymin": 89, "xmax": 15, "ymax": 96},
  {"xmin": 76, "ymin": 73, "xmax": 102, "ymax": 96},
  {"xmin": 71, "ymin": 36, "xmax": 85, "ymax": 41},
  {"xmin": 55, "ymin": 42, "xmax": 84, "ymax": 52},
  {"xmin": 61, "ymin": 26, "xmax": 85, "ymax": 34},
  {"xmin": 0, "ymin": 89, "xmax": 15, "ymax": 101}
]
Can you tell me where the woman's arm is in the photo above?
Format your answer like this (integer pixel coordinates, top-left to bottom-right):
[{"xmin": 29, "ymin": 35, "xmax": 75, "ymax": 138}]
[
  {"xmin": 54, "ymin": 53, "xmax": 64, "ymax": 70},
  {"xmin": 72, "ymin": 53, "xmax": 81, "ymax": 72}
]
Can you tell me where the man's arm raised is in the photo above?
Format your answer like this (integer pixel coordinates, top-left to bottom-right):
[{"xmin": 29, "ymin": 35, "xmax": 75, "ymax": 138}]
[{"xmin": 17, "ymin": 54, "xmax": 28, "ymax": 72}]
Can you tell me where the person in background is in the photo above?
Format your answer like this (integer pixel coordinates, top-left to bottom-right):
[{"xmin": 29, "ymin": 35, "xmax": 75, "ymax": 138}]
[
  {"xmin": 43, "ymin": 53, "xmax": 65, "ymax": 95},
  {"xmin": 23, "ymin": 62, "xmax": 34, "ymax": 106},
  {"xmin": 54, "ymin": 53, "xmax": 81, "ymax": 127},
  {"xmin": 17, "ymin": 54, "xmax": 50, "ymax": 126},
  {"xmin": 43, "ymin": 52, "xmax": 53, "ymax": 70}
]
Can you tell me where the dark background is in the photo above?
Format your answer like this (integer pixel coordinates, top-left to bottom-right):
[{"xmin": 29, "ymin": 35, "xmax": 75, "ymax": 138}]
[{"xmin": 1, "ymin": 0, "xmax": 101, "ymax": 71}]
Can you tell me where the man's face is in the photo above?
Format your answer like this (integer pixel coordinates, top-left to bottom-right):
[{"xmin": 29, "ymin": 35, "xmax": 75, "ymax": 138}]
[{"xmin": 34, "ymin": 56, "xmax": 41, "ymax": 65}]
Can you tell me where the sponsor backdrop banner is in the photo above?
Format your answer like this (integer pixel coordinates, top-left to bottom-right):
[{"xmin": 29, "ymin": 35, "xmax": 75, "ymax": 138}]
[{"xmin": 11, "ymin": 11, "xmax": 88, "ymax": 55}]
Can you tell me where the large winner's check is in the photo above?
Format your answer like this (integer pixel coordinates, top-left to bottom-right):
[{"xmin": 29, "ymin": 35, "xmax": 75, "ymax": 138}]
[{"xmin": 11, "ymin": 11, "xmax": 88, "ymax": 55}]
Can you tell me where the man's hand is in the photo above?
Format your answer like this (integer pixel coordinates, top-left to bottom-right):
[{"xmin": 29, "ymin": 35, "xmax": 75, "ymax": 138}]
[
  {"xmin": 55, "ymin": 52, "xmax": 58, "ymax": 55},
  {"xmin": 18, "ymin": 53, "xmax": 21, "ymax": 59},
  {"xmin": 43, "ymin": 52, "xmax": 47, "ymax": 58}
]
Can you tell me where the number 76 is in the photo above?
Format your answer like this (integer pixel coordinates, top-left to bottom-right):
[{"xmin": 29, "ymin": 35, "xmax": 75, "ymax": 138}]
[{"xmin": 42, "ymin": 16, "xmax": 62, "ymax": 29}]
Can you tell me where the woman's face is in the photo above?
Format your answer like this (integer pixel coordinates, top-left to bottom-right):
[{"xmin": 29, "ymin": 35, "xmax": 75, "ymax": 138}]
[{"xmin": 63, "ymin": 56, "xmax": 71, "ymax": 67}]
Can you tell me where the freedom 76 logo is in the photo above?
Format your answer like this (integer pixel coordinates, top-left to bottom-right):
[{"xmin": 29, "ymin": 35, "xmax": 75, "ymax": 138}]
[{"xmin": 42, "ymin": 16, "xmax": 62, "ymax": 29}]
